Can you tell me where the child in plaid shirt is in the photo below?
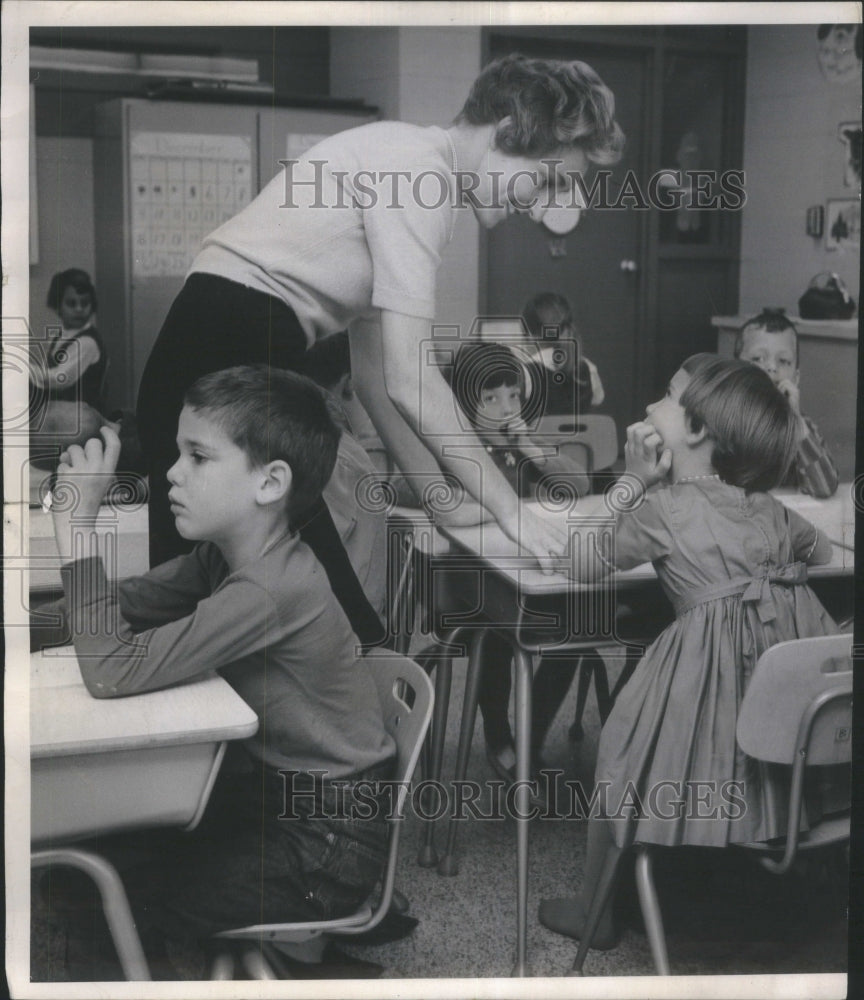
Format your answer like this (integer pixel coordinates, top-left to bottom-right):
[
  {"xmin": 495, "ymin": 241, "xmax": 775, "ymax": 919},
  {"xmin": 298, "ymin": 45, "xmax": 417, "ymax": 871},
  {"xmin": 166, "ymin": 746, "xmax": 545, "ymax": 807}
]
[{"xmin": 734, "ymin": 308, "xmax": 838, "ymax": 498}]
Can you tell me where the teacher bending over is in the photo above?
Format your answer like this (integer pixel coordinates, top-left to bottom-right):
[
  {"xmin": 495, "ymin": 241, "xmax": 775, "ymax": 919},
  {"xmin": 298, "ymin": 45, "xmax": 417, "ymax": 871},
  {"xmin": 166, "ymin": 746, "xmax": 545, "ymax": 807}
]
[{"xmin": 138, "ymin": 53, "xmax": 624, "ymax": 585}]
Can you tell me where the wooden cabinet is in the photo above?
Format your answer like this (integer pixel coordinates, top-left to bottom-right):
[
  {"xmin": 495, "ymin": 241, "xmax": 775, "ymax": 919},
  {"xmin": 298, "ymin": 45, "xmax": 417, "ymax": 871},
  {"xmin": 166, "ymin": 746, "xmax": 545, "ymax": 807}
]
[
  {"xmin": 714, "ymin": 315, "xmax": 858, "ymax": 479},
  {"xmin": 93, "ymin": 98, "xmax": 375, "ymax": 411}
]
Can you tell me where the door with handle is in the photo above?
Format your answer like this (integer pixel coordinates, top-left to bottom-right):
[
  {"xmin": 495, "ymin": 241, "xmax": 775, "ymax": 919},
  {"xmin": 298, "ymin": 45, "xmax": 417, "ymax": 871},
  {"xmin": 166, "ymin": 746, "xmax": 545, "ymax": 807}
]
[{"xmin": 484, "ymin": 37, "xmax": 648, "ymax": 446}]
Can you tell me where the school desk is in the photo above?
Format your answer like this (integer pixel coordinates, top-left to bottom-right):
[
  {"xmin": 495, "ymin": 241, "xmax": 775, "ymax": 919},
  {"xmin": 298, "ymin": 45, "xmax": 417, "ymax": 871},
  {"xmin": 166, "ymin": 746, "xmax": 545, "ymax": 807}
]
[
  {"xmin": 427, "ymin": 485, "xmax": 855, "ymax": 976},
  {"xmin": 30, "ymin": 646, "xmax": 259, "ymax": 979},
  {"xmin": 21, "ymin": 501, "xmax": 149, "ymax": 594}
]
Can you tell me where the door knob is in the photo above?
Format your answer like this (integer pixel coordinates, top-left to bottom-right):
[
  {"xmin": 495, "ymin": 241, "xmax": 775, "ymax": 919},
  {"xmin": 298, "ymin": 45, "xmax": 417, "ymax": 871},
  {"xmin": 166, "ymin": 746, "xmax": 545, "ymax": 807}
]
[{"xmin": 619, "ymin": 259, "xmax": 638, "ymax": 272}]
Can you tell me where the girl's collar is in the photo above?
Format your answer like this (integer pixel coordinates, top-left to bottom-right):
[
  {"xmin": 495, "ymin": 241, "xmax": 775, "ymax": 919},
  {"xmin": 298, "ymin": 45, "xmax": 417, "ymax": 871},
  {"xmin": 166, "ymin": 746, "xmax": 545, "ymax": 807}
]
[{"xmin": 674, "ymin": 473, "xmax": 721, "ymax": 485}]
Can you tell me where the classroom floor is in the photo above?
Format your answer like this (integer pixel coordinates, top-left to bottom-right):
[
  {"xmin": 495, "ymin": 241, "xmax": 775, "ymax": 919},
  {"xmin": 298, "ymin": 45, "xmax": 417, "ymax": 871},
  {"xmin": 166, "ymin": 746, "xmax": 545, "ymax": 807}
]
[{"xmin": 29, "ymin": 648, "xmax": 849, "ymax": 985}]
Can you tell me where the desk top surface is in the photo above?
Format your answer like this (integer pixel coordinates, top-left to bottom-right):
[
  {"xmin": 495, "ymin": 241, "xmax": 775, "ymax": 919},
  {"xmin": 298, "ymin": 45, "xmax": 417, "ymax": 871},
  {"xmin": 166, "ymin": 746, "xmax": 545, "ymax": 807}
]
[
  {"xmin": 31, "ymin": 648, "xmax": 259, "ymax": 758},
  {"xmin": 438, "ymin": 486, "xmax": 855, "ymax": 594}
]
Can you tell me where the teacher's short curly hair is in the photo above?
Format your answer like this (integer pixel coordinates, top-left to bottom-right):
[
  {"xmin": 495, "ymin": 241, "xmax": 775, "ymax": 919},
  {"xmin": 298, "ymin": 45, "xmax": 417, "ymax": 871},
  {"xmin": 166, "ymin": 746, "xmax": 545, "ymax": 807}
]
[
  {"xmin": 457, "ymin": 53, "xmax": 625, "ymax": 163},
  {"xmin": 679, "ymin": 353, "xmax": 798, "ymax": 493}
]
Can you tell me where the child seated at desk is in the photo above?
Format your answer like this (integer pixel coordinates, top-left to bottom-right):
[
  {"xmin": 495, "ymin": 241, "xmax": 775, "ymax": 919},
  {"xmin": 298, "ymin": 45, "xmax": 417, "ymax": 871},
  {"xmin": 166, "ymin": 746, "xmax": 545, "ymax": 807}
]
[
  {"xmin": 539, "ymin": 353, "xmax": 842, "ymax": 950},
  {"xmin": 449, "ymin": 340, "xmax": 590, "ymax": 780},
  {"xmin": 734, "ymin": 307, "xmax": 839, "ymax": 499},
  {"xmin": 30, "ymin": 268, "xmax": 145, "ymax": 483},
  {"xmin": 521, "ymin": 291, "xmax": 605, "ymax": 415},
  {"xmin": 37, "ymin": 365, "xmax": 397, "ymax": 971}
]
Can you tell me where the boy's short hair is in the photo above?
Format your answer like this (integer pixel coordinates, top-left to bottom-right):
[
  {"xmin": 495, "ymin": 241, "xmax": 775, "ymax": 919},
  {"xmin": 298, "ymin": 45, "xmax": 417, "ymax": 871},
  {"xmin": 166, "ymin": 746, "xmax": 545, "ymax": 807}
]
[
  {"xmin": 521, "ymin": 292, "xmax": 574, "ymax": 341},
  {"xmin": 734, "ymin": 308, "xmax": 799, "ymax": 365},
  {"xmin": 302, "ymin": 331, "xmax": 351, "ymax": 391},
  {"xmin": 47, "ymin": 268, "xmax": 98, "ymax": 312},
  {"xmin": 449, "ymin": 341, "xmax": 525, "ymax": 426},
  {"xmin": 184, "ymin": 365, "xmax": 341, "ymax": 527},
  {"xmin": 679, "ymin": 353, "xmax": 797, "ymax": 493},
  {"xmin": 456, "ymin": 53, "xmax": 625, "ymax": 163}
]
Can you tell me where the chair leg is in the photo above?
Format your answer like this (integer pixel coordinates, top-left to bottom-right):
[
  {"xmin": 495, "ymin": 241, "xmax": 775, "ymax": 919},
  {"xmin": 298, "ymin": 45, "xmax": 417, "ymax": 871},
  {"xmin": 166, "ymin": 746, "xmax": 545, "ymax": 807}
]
[
  {"xmin": 568, "ymin": 655, "xmax": 591, "ymax": 742},
  {"xmin": 634, "ymin": 847, "xmax": 670, "ymax": 975},
  {"xmin": 437, "ymin": 630, "xmax": 486, "ymax": 877},
  {"xmin": 31, "ymin": 848, "xmax": 151, "ymax": 981},
  {"xmin": 592, "ymin": 655, "xmax": 611, "ymax": 725},
  {"xmin": 209, "ymin": 950, "xmax": 235, "ymax": 980},
  {"xmin": 240, "ymin": 944, "xmax": 279, "ymax": 979},
  {"xmin": 417, "ymin": 645, "xmax": 452, "ymax": 868},
  {"xmin": 571, "ymin": 844, "xmax": 624, "ymax": 975},
  {"xmin": 609, "ymin": 645, "xmax": 641, "ymax": 703}
]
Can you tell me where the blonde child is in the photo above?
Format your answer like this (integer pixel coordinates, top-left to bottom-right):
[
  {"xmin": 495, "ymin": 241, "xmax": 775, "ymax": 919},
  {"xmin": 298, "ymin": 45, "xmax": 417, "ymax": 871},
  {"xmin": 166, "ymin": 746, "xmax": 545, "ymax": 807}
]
[
  {"xmin": 734, "ymin": 308, "xmax": 839, "ymax": 499},
  {"xmin": 521, "ymin": 292, "xmax": 605, "ymax": 415},
  {"xmin": 540, "ymin": 354, "xmax": 839, "ymax": 949}
]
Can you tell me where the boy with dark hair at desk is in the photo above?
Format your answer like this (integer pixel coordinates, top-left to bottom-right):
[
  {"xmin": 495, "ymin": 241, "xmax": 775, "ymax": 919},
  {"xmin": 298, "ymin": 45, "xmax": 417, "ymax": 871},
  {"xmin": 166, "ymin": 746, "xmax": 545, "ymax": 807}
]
[{"xmin": 35, "ymin": 365, "xmax": 397, "ymax": 977}]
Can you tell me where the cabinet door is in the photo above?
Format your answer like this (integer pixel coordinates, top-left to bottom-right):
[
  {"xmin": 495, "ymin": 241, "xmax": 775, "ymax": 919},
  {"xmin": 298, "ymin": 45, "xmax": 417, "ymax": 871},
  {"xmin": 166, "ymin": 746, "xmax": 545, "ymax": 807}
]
[
  {"xmin": 126, "ymin": 102, "xmax": 259, "ymax": 407},
  {"xmin": 257, "ymin": 107, "xmax": 376, "ymax": 190},
  {"xmin": 95, "ymin": 100, "xmax": 259, "ymax": 409}
]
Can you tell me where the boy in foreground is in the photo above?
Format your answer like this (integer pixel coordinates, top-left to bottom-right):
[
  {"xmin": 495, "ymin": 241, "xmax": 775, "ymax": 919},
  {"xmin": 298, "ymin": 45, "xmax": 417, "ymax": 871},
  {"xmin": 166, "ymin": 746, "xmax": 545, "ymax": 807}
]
[{"xmin": 40, "ymin": 365, "xmax": 396, "ymax": 973}]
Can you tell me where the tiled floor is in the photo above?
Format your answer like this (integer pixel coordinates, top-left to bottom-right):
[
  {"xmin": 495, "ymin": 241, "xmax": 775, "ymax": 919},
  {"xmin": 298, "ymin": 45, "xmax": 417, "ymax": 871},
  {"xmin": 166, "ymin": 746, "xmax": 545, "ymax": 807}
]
[{"xmin": 29, "ymin": 649, "xmax": 849, "ymax": 985}]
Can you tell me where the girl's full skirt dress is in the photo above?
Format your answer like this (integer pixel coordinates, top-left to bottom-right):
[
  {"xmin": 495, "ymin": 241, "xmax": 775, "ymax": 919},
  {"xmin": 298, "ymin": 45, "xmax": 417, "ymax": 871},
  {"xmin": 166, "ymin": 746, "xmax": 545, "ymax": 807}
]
[{"xmin": 596, "ymin": 478, "xmax": 842, "ymax": 849}]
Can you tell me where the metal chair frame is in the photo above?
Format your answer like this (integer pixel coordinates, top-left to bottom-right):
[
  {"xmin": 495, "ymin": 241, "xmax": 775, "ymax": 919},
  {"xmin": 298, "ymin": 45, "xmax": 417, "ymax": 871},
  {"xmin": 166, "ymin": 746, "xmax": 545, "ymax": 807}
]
[
  {"xmin": 571, "ymin": 633, "xmax": 853, "ymax": 976},
  {"xmin": 210, "ymin": 650, "xmax": 434, "ymax": 979}
]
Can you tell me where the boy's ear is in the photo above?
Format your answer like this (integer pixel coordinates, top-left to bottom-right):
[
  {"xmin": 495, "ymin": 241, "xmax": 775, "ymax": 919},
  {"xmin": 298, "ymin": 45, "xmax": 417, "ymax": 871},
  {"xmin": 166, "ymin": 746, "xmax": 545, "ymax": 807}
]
[
  {"xmin": 338, "ymin": 373, "xmax": 354, "ymax": 401},
  {"xmin": 257, "ymin": 460, "xmax": 292, "ymax": 506}
]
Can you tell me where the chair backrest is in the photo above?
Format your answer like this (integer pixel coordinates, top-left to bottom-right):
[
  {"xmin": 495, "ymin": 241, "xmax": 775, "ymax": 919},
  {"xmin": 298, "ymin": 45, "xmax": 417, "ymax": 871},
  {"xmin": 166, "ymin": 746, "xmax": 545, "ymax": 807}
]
[
  {"xmin": 357, "ymin": 650, "xmax": 434, "ymax": 928},
  {"xmin": 364, "ymin": 649, "xmax": 434, "ymax": 792},
  {"xmin": 737, "ymin": 634, "xmax": 853, "ymax": 765},
  {"xmin": 736, "ymin": 633, "xmax": 852, "ymax": 872},
  {"xmin": 535, "ymin": 414, "xmax": 619, "ymax": 473}
]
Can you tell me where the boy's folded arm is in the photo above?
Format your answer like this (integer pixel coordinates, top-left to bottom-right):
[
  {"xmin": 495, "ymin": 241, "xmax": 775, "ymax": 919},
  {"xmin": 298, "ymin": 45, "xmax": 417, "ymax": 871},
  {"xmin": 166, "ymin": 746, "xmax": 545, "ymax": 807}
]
[{"xmin": 63, "ymin": 556, "xmax": 283, "ymax": 698}]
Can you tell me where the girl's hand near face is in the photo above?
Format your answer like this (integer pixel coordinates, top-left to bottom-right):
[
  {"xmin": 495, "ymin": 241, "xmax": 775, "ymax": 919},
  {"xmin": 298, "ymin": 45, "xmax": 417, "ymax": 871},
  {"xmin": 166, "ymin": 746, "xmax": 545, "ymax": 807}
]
[{"xmin": 625, "ymin": 421, "xmax": 672, "ymax": 490}]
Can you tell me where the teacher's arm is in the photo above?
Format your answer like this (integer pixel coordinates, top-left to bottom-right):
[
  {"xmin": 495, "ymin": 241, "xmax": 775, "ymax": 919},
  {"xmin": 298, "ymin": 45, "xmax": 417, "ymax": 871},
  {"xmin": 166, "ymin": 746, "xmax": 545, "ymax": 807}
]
[
  {"xmin": 349, "ymin": 314, "xmax": 490, "ymax": 527},
  {"xmin": 371, "ymin": 309, "xmax": 568, "ymax": 571}
]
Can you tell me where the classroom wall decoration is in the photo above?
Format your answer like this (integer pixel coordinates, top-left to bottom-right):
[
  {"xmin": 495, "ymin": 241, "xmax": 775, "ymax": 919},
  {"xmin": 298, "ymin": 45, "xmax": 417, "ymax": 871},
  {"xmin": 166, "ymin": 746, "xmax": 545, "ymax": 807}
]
[
  {"xmin": 129, "ymin": 130, "xmax": 252, "ymax": 278},
  {"xmin": 837, "ymin": 122, "xmax": 861, "ymax": 187},
  {"xmin": 825, "ymin": 198, "xmax": 861, "ymax": 251}
]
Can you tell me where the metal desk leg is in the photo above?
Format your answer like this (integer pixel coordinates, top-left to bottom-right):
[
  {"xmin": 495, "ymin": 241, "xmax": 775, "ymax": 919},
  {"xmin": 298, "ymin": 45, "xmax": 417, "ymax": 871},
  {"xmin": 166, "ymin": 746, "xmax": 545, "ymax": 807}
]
[
  {"xmin": 32, "ymin": 847, "xmax": 151, "ymax": 981},
  {"xmin": 417, "ymin": 645, "xmax": 453, "ymax": 868},
  {"xmin": 511, "ymin": 644, "xmax": 533, "ymax": 978},
  {"xmin": 437, "ymin": 629, "xmax": 485, "ymax": 877}
]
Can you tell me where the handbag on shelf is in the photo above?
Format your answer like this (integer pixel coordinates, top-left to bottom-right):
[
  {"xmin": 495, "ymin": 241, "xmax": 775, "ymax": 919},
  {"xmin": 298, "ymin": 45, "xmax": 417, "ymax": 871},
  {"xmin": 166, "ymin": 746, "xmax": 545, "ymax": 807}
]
[{"xmin": 797, "ymin": 272, "xmax": 856, "ymax": 320}]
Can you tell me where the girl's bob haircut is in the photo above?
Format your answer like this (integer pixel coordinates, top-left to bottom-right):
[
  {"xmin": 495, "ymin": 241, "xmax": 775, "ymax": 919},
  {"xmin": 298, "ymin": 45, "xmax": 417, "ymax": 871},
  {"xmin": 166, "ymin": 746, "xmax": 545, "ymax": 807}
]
[
  {"xmin": 679, "ymin": 353, "xmax": 798, "ymax": 493},
  {"xmin": 47, "ymin": 268, "xmax": 98, "ymax": 313},
  {"xmin": 457, "ymin": 53, "xmax": 625, "ymax": 163},
  {"xmin": 449, "ymin": 340, "xmax": 527, "ymax": 429}
]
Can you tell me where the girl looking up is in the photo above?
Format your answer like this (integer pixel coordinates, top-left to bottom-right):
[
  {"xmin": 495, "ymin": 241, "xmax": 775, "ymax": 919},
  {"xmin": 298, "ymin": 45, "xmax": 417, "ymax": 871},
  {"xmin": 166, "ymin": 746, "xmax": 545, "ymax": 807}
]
[{"xmin": 540, "ymin": 354, "xmax": 840, "ymax": 950}]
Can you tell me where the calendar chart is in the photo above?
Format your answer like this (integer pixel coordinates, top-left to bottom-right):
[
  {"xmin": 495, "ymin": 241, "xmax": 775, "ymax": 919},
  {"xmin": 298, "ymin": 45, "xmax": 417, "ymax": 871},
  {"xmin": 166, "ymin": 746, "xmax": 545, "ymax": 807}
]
[{"xmin": 129, "ymin": 131, "xmax": 252, "ymax": 278}]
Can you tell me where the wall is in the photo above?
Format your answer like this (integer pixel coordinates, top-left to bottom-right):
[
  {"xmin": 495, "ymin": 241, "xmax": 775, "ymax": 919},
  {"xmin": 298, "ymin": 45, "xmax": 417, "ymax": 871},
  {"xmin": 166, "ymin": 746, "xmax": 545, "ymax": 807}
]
[
  {"xmin": 330, "ymin": 27, "xmax": 483, "ymax": 336},
  {"xmin": 739, "ymin": 24, "xmax": 861, "ymax": 315},
  {"xmin": 29, "ymin": 137, "xmax": 95, "ymax": 345}
]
